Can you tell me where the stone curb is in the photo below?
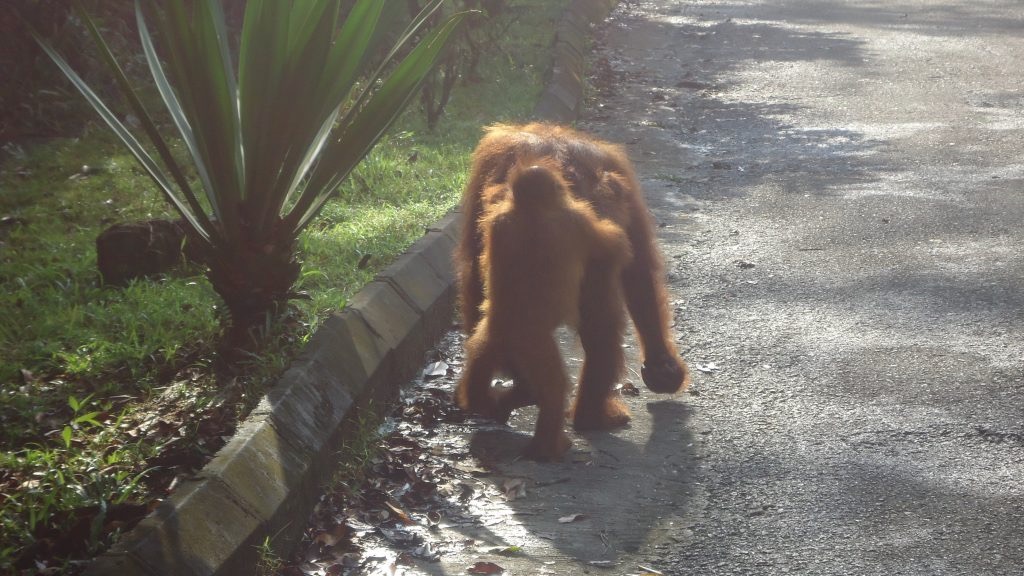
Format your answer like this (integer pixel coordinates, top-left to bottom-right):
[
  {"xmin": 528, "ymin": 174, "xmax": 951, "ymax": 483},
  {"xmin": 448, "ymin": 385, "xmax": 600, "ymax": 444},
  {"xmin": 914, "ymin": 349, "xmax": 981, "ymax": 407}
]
[
  {"xmin": 85, "ymin": 2, "xmax": 616, "ymax": 574},
  {"xmin": 534, "ymin": 0, "xmax": 619, "ymax": 123},
  {"xmin": 86, "ymin": 221, "xmax": 458, "ymax": 576}
]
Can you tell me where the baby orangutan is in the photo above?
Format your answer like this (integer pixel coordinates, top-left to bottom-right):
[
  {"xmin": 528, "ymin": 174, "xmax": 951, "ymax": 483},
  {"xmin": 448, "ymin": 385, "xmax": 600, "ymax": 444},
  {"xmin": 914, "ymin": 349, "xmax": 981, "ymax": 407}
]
[
  {"xmin": 455, "ymin": 123, "xmax": 691, "ymax": 461},
  {"xmin": 456, "ymin": 160, "xmax": 633, "ymax": 460}
]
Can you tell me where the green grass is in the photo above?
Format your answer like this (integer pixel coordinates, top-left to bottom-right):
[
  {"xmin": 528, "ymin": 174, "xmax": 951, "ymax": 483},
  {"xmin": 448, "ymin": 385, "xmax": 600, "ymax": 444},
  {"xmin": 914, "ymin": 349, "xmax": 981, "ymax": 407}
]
[
  {"xmin": 328, "ymin": 400, "xmax": 387, "ymax": 500},
  {"xmin": 0, "ymin": 0, "xmax": 569, "ymax": 571},
  {"xmin": 254, "ymin": 535, "xmax": 285, "ymax": 576}
]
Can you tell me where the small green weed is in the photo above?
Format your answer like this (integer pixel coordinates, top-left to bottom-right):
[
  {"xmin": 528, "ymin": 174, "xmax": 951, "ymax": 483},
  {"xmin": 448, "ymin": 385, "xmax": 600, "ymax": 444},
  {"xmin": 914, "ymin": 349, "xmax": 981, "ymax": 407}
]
[
  {"xmin": 254, "ymin": 536, "xmax": 284, "ymax": 576},
  {"xmin": 61, "ymin": 393, "xmax": 103, "ymax": 448},
  {"xmin": 331, "ymin": 403, "xmax": 387, "ymax": 499}
]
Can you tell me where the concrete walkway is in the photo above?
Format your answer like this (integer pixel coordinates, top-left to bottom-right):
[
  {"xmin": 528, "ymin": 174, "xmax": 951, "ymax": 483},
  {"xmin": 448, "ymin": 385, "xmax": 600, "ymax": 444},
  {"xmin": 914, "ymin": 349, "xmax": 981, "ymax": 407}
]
[
  {"xmin": 397, "ymin": 0, "xmax": 1024, "ymax": 574},
  {"xmin": 582, "ymin": 0, "xmax": 1024, "ymax": 574}
]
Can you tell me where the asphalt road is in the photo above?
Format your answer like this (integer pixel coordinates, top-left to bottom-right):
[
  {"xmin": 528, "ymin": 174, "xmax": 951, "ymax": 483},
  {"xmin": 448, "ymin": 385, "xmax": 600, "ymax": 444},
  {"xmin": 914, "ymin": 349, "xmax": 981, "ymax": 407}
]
[
  {"xmin": 319, "ymin": 1, "xmax": 1024, "ymax": 574},
  {"xmin": 577, "ymin": 0, "xmax": 1024, "ymax": 574}
]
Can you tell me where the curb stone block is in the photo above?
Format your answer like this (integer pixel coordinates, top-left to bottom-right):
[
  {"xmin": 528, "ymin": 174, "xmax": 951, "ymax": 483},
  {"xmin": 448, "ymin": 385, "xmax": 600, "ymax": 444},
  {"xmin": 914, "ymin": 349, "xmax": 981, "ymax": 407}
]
[
  {"xmin": 556, "ymin": 46, "xmax": 586, "ymax": 76},
  {"xmin": 535, "ymin": 96, "xmax": 573, "ymax": 123},
  {"xmin": 573, "ymin": 0, "xmax": 618, "ymax": 23},
  {"xmin": 197, "ymin": 416, "xmax": 319, "ymax": 559},
  {"xmin": 550, "ymin": 77, "xmax": 583, "ymax": 114},
  {"xmin": 556, "ymin": 24, "xmax": 587, "ymax": 57},
  {"xmin": 562, "ymin": 9, "xmax": 588, "ymax": 31},
  {"xmin": 261, "ymin": 361, "xmax": 355, "ymax": 458},
  {"xmin": 201, "ymin": 417, "xmax": 311, "ymax": 529},
  {"xmin": 306, "ymin": 310, "xmax": 388, "ymax": 390},
  {"xmin": 347, "ymin": 281, "xmax": 423, "ymax": 354},
  {"xmin": 379, "ymin": 253, "xmax": 454, "ymax": 339},
  {"xmin": 533, "ymin": 0, "xmax": 619, "ymax": 124},
  {"xmin": 378, "ymin": 250, "xmax": 448, "ymax": 315},
  {"xmin": 347, "ymin": 280, "xmax": 428, "ymax": 375},
  {"xmin": 85, "ymin": 553, "xmax": 151, "ymax": 575},
  {"xmin": 406, "ymin": 229, "xmax": 458, "ymax": 282},
  {"xmin": 96, "ymin": 478, "xmax": 262, "ymax": 576},
  {"xmin": 426, "ymin": 210, "xmax": 461, "ymax": 243}
]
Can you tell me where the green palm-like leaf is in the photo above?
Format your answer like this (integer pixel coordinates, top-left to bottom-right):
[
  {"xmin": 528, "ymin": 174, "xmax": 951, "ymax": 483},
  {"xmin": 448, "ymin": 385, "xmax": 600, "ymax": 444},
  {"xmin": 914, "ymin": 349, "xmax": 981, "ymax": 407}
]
[
  {"xmin": 287, "ymin": 3, "xmax": 471, "ymax": 233},
  {"xmin": 29, "ymin": 22, "xmax": 212, "ymax": 244},
  {"xmin": 30, "ymin": 0, "xmax": 471, "ymax": 342},
  {"xmin": 134, "ymin": 1, "xmax": 218, "ymax": 241}
]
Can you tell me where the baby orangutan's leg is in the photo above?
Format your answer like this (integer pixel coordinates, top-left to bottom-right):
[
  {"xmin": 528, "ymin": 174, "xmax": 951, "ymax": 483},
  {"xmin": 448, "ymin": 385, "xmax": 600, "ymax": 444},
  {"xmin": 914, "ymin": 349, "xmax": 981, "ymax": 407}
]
[
  {"xmin": 455, "ymin": 320, "xmax": 503, "ymax": 420},
  {"xmin": 511, "ymin": 336, "xmax": 572, "ymax": 461},
  {"xmin": 491, "ymin": 377, "xmax": 537, "ymax": 424}
]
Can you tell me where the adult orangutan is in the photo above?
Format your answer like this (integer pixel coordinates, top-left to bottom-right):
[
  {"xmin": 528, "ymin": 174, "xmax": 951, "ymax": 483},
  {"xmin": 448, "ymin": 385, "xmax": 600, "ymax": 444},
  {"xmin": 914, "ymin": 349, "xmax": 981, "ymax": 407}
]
[{"xmin": 455, "ymin": 123, "xmax": 690, "ymax": 460}]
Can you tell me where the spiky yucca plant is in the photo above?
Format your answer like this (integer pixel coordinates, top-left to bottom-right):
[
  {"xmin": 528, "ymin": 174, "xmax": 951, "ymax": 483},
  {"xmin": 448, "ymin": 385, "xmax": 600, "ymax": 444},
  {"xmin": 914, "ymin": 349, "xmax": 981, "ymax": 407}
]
[{"xmin": 32, "ymin": 0, "xmax": 469, "ymax": 349}]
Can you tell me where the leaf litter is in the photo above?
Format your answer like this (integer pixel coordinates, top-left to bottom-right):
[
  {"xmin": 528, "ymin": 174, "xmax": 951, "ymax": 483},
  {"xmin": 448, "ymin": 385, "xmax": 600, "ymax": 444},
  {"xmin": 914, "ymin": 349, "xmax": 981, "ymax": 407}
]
[
  {"xmin": 281, "ymin": 329, "xmax": 633, "ymax": 575},
  {"xmin": 281, "ymin": 333, "xmax": 536, "ymax": 575}
]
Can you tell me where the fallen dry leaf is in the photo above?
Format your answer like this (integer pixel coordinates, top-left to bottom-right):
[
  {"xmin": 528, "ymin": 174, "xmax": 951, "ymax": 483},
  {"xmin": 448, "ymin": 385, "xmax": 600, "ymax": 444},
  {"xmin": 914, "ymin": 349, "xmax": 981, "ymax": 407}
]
[
  {"xmin": 313, "ymin": 523, "xmax": 350, "ymax": 547},
  {"xmin": 412, "ymin": 541, "xmax": 440, "ymax": 562},
  {"xmin": 385, "ymin": 501, "xmax": 414, "ymax": 525},
  {"xmin": 502, "ymin": 478, "xmax": 527, "ymax": 501},
  {"xmin": 454, "ymin": 462, "xmax": 491, "ymax": 476},
  {"xmin": 467, "ymin": 561, "xmax": 504, "ymax": 574},
  {"xmin": 619, "ymin": 381, "xmax": 640, "ymax": 396},
  {"xmin": 695, "ymin": 362, "xmax": 719, "ymax": 374},
  {"xmin": 423, "ymin": 361, "xmax": 449, "ymax": 378},
  {"xmin": 379, "ymin": 526, "xmax": 419, "ymax": 546}
]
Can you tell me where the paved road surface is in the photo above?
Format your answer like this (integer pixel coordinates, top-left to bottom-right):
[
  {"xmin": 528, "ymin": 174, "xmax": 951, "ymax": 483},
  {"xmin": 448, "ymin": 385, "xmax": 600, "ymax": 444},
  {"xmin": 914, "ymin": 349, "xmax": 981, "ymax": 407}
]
[
  {"xmin": 579, "ymin": 0, "xmax": 1024, "ymax": 574},
  {"xmin": 356, "ymin": 1, "xmax": 1024, "ymax": 574}
]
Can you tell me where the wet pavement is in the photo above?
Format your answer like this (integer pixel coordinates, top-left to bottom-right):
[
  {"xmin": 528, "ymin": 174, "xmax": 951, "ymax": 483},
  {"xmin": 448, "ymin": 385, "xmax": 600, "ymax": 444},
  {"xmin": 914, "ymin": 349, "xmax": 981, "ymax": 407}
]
[{"xmin": 291, "ymin": 1, "xmax": 1024, "ymax": 574}]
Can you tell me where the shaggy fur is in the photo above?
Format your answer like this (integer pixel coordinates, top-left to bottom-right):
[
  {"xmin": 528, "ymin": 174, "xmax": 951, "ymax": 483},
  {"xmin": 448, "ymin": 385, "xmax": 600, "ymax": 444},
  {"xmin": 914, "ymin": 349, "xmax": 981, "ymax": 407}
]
[{"xmin": 455, "ymin": 123, "xmax": 690, "ymax": 460}]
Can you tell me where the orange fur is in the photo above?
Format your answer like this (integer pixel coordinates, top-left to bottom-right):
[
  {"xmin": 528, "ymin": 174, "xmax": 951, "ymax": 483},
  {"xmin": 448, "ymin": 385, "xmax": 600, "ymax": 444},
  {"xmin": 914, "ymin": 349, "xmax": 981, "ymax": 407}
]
[{"xmin": 455, "ymin": 124, "xmax": 691, "ymax": 461}]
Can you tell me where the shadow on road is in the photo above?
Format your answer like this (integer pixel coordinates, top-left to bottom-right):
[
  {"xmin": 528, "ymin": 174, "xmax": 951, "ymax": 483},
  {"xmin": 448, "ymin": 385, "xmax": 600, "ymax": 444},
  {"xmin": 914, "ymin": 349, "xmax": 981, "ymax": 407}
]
[
  {"xmin": 580, "ymin": 1, "xmax": 1024, "ymax": 573},
  {"xmin": 763, "ymin": 0, "xmax": 1024, "ymax": 38},
  {"xmin": 586, "ymin": 2, "xmax": 900, "ymax": 209},
  {"xmin": 455, "ymin": 399, "xmax": 696, "ymax": 566}
]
